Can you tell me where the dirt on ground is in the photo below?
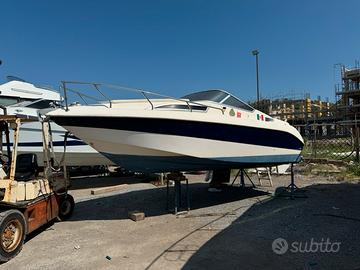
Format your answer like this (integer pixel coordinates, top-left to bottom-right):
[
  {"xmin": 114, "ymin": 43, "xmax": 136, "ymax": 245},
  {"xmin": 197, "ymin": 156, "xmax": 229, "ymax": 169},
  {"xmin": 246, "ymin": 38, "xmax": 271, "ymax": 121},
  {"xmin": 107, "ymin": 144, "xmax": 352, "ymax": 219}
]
[{"xmin": 1, "ymin": 166, "xmax": 360, "ymax": 270}]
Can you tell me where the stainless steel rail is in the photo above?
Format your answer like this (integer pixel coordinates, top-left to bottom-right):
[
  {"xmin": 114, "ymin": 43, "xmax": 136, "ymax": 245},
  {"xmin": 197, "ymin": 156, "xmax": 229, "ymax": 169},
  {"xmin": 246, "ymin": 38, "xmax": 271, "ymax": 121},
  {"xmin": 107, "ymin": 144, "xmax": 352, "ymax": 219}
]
[{"xmin": 61, "ymin": 81, "xmax": 225, "ymax": 114}]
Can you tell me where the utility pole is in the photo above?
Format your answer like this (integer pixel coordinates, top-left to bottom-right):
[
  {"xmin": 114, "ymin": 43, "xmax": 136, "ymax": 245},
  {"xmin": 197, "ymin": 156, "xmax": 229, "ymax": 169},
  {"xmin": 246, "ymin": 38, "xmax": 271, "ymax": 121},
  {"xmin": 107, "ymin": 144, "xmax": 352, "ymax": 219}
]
[{"xmin": 252, "ymin": 50, "xmax": 260, "ymax": 107}]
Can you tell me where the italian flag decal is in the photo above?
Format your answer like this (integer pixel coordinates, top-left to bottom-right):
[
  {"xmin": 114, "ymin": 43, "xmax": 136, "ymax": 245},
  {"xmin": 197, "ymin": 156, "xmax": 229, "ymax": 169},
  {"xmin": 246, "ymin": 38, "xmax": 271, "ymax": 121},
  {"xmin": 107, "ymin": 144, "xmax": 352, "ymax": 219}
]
[{"xmin": 257, "ymin": 114, "xmax": 264, "ymax": 121}]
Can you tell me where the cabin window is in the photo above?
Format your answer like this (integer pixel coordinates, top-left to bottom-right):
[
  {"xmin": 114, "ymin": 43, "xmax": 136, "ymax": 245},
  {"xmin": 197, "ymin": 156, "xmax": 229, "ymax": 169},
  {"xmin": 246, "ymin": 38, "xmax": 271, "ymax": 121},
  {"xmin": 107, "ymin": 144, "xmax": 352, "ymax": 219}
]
[
  {"xmin": 0, "ymin": 96, "xmax": 20, "ymax": 106},
  {"xmin": 155, "ymin": 104, "xmax": 207, "ymax": 111}
]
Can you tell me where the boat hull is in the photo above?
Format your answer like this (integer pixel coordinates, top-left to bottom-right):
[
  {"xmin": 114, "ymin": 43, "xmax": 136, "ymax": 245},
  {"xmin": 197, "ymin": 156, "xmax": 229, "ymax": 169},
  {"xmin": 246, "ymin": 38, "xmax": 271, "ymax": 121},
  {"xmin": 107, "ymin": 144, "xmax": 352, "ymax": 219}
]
[{"xmin": 49, "ymin": 116, "xmax": 303, "ymax": 172}]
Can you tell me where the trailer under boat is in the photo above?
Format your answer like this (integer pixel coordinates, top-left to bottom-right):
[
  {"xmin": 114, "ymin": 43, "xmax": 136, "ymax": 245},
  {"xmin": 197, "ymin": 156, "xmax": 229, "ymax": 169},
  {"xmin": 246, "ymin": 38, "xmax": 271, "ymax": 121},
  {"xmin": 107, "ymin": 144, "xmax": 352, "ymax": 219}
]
[{"xmin": 0, "ymin": 115, "xmax": 74, "ymax": 262}]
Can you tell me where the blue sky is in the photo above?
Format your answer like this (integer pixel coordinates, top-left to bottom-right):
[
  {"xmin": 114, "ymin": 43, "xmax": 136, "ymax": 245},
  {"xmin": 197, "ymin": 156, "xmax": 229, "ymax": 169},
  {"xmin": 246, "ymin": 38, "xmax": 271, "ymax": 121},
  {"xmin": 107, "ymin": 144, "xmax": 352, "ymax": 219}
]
[{"xmin": 1, "ymin": 0, "xmax": 360, "ymax": 102}]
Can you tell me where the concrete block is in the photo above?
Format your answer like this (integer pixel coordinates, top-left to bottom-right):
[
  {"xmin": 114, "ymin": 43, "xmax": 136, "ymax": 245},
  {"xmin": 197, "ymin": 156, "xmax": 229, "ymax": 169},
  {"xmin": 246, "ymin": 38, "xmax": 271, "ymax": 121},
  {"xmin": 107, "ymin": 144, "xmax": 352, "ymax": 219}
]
[
  {"xmin": 90, "ymin": 184, "xmax": 128, "ymax": 195},
  {"xmin": 128, "ymin": 211, "xmax": 145, "ymax": 222}
]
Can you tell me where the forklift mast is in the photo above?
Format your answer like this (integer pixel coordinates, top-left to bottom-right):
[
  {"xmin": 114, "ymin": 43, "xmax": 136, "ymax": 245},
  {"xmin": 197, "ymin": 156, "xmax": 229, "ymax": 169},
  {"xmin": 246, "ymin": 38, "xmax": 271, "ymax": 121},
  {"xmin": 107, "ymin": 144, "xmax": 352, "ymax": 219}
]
[{"xmin": 0, "ymin": 115, "xmax": 69, "ymax": 203}]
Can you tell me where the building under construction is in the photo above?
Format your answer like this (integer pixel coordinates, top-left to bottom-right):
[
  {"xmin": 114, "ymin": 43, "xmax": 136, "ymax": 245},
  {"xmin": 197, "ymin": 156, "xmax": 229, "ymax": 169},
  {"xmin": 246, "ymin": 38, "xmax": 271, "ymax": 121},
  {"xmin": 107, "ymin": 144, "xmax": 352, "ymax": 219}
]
[
  {"xmin": 255, "ymin": 94, "xmax": 335, "ymax": 136},
  {"xmin": 251, "ymin": 64, "xmax": 360, "ymax": 137},
  {"xmin": 335, "ymin": 65, "xmax": 360, "ymax": 122}
]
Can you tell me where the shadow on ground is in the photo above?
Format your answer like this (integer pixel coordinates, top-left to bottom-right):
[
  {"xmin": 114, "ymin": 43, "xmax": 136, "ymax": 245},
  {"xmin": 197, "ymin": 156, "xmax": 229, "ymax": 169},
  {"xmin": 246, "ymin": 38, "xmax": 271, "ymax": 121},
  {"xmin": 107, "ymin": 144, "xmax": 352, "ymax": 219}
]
[
  {"xmin": 69, "ymin": 175, "xmax": 145, "ymax": 190},
  {"xmin": 70, "ymin": 183, "xmax": 268, "ymax": 221},
  {"xmin": 181, "ymin": 183, "xmax": 360, "ymax": 270}
]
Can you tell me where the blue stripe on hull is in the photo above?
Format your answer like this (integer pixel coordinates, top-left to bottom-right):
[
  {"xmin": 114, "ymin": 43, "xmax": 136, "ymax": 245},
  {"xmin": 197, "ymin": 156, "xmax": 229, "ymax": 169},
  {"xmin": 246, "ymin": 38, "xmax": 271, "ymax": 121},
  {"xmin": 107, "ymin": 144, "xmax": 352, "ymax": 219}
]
[
  {"xmin": 101, "ymin": 153, "xmax": 301, "ymax": 173},
  {"xmin": 3, "ymin": 140, "xmax": 87, "ymax": 147}
]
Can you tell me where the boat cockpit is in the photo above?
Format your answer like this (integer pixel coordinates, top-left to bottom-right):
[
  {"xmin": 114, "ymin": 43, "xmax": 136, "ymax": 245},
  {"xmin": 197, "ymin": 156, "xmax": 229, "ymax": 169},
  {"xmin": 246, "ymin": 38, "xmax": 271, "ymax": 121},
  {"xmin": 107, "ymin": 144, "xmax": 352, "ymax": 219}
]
[{"xmin": 182, "ymin": 89, "xmax": 254, "ymax": 111}]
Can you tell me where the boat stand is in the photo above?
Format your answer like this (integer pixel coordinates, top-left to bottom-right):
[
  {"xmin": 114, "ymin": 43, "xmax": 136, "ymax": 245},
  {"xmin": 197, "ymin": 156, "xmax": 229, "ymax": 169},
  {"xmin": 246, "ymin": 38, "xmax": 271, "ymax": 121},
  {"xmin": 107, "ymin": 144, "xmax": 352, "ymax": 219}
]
[
  {"xmin": 231, "ymin": 169, "xmax": 256, "ymax": 188},
  {"xmin": 166, "ymin": 173, "xmax": 190, "ymax": 215},
  {"xmin": 277, "ymin": 163, "xmax": 307, "ymax": 199}
]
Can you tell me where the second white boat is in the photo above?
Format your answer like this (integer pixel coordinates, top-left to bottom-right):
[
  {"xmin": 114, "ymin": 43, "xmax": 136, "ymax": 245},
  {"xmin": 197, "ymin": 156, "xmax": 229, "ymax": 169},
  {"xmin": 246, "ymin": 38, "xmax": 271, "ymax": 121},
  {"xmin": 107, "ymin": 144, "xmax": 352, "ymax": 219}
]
[{"xmin": 0, "ymin": 77, "xmax": 113, "ymax": 166}]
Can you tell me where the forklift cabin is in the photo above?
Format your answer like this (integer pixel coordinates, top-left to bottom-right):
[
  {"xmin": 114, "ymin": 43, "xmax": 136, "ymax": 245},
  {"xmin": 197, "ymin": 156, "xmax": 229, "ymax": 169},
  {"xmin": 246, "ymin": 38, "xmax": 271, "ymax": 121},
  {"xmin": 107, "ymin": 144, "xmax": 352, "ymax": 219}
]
[{"xmin": 0, "ymin": 115, "xmax": 74, "ymax": 262}]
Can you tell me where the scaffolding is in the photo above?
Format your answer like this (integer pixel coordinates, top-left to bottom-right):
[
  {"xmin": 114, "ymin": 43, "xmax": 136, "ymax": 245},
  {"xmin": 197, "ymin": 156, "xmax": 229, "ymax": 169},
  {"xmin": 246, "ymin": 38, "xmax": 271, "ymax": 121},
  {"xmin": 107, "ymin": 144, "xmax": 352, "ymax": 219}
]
[
  {"xmin": 335, "ymin": 64, "xmax": 360, "ymax": 122},
  {"xmin": 253, "ymin": 93, "xmax": 334, "ymax": 135}
]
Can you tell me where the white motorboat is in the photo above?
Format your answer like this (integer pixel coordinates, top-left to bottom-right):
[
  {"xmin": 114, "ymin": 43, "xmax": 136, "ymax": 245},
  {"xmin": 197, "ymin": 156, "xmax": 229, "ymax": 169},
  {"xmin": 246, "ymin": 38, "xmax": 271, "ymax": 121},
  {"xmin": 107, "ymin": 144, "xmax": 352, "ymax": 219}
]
[
  {"xmin": 0, "ymin": 77, "xmax": 112, "ymax": 166},
  {"xmin": 47, "ymin": 82, "xmax": 304, "ymax": 172}
]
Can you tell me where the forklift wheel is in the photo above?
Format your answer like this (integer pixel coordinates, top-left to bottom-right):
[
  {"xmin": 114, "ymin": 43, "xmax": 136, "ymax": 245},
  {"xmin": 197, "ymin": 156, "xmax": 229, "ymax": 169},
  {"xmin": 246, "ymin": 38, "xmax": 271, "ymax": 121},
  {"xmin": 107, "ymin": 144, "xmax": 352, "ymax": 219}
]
[
  {"xmin": 58, "ymin": 195, "xmax": 75, "ymax": 221},
  {"xmin": 0, "ymin": 210, "xmax": 26, "ymax": 262}
]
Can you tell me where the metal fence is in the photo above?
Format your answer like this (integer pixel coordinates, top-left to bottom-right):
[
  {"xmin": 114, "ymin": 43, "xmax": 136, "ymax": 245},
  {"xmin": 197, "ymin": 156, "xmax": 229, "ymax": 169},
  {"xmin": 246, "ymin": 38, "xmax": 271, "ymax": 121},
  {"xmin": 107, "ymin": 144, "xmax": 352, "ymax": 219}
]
[{"xmin": 296, "ymin": 122, "xmax": 359, "ymax": 161}]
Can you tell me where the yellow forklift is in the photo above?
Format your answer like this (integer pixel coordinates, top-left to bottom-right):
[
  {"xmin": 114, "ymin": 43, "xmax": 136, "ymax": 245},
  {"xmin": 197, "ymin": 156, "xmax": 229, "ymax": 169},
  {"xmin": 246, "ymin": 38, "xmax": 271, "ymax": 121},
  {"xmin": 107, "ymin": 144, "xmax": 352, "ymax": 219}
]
[{"xmin": 0, "ymin": 114, "xmax": 74, "ymax": 262}]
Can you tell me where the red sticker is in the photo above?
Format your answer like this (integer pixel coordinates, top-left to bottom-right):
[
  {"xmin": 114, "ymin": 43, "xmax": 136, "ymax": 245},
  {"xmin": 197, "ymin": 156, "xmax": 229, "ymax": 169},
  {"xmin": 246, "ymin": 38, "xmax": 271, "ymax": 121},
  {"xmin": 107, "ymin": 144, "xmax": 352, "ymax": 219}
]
[
  {"xmin": 237, "ymin": 112, "xmax": 241, "ymax": 118},
  {"xmin": 260, "ymin": 114, "xmax": 264, "ymax": 121}
]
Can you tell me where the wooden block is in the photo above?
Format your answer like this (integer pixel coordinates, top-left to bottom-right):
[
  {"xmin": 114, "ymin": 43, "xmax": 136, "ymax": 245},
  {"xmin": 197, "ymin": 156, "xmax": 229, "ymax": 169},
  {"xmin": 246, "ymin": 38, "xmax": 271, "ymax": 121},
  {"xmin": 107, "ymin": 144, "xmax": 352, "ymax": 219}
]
[
  {"xmin": 90, "ymin": 184, "xmax": 128, "ymax": 195},
  {"xmin": 128, "ymin": 211, "xmax": 145, "ymax": 222}
]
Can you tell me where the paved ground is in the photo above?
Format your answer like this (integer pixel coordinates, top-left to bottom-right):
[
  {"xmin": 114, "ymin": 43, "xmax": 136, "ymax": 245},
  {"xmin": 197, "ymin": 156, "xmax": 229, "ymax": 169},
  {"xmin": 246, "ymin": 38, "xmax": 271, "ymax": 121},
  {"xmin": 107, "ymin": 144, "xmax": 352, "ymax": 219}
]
[{"xmin": 1, "ymin": 171, "xmax": 360, "ymax": 270}]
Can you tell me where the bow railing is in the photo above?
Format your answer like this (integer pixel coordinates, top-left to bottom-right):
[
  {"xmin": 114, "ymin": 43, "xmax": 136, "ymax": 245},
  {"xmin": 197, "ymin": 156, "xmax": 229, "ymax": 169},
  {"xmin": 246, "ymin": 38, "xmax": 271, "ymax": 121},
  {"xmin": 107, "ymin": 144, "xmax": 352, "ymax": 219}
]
[{"xmin": 61, "ymin": 81, "xmax": 225, "ymax": 114}]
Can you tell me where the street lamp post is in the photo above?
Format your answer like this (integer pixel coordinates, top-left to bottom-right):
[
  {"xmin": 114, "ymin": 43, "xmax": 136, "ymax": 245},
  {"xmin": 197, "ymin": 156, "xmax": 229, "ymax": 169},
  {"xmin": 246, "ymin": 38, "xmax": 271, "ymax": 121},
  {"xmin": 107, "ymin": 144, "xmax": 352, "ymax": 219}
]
[{"xmin": 252, "ymin": 50, "xmax": 260, "ymax": 106}]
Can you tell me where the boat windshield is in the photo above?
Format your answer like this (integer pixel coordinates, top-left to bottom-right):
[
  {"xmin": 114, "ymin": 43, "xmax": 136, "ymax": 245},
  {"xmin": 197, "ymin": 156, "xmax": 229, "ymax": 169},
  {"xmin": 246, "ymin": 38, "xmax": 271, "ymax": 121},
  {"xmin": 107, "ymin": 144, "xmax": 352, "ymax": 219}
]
[
  {"xmin": 6, "ymin": 76, "xmax": 27, "ymax": 83},
  {"xmin": 182, "ymin": 90, "xmax": 229, "ymax": 103},
  {"xmin": 182, "ymin": 90, "xmax": 254, "ymax": 111}
]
